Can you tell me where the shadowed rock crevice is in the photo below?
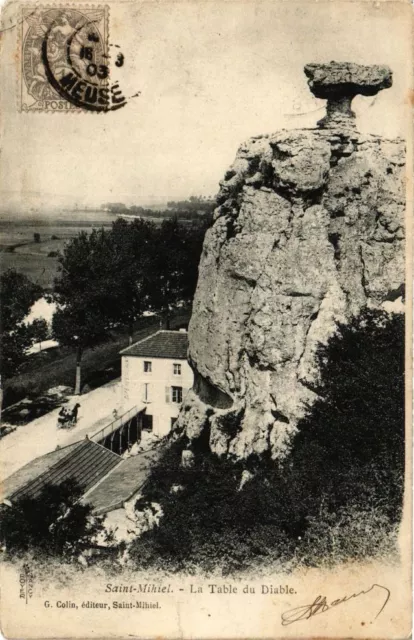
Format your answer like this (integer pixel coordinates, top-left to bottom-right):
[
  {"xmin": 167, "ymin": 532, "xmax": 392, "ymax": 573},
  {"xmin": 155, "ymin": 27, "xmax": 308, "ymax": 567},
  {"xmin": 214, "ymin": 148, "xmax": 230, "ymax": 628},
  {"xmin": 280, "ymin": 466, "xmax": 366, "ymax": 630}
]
[
  {"xmin": 384, "ymin": 284, "xmax": 405, "ymax": 302},
  {"xmin": 192, "ymin": 369, "xmax": 233, "ymax": 410},
  {"xmin": 328, "ymin": 232, "xmax": 341, "ymax": 262}
]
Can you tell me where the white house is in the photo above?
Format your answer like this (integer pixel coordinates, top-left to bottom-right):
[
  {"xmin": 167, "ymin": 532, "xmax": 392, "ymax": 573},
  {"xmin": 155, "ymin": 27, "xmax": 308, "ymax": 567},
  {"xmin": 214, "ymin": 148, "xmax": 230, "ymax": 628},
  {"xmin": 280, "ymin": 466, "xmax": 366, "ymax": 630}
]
[{"xmin": 120, "ymin": 330, "xmax": 193, "ymax": 438}]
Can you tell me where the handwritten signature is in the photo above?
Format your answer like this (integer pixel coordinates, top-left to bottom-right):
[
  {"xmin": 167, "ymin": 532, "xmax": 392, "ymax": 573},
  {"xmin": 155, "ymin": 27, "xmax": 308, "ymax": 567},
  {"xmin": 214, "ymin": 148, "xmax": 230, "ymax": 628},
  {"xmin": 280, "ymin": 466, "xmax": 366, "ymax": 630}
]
[{"xmin": 281, "ymin": 583, "xmax": 390, "ymax": 626}]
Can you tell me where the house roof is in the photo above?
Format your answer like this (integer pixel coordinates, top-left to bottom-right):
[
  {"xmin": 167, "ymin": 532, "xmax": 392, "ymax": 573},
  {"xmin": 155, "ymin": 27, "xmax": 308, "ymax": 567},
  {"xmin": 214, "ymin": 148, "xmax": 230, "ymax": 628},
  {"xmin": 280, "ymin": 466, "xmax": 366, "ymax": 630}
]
[
  {"xmin": 120, "ymin": 330, "xmax": 189, "ymax": 360},
  {"xmin": 1, "ymin": 441, "xmax": 81, "ymax": 502},
  {"xmin": 4, "ymin": 439, "xmax": 122, "ymax": 504},
  {"xmin": 82, "ymin": 445, "xmax": 165, "ymax": 515}
]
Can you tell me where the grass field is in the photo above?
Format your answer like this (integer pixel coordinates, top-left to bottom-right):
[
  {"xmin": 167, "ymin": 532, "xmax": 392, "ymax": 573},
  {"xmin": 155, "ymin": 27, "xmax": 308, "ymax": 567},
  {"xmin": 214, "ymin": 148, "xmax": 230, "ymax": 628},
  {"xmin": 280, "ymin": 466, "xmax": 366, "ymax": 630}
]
[
  {"xmin": 0, "ymin": 214, "xmax": 115, "ymax": 289},
  {"xmin": 0, "ymin": 252, "xmax": 60, "ymax": 289},
  {"xmin": 0, "ymin": 212, "xmax": 195, "ymax": 289}
]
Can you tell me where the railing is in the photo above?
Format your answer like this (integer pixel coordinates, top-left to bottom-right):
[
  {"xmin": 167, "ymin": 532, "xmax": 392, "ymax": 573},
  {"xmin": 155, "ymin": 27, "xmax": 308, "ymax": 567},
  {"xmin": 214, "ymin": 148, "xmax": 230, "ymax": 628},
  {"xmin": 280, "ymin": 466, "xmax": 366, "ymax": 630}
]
[{"xmin": 91, "ymin": 406, "xmax": 142, "ymax": 444}]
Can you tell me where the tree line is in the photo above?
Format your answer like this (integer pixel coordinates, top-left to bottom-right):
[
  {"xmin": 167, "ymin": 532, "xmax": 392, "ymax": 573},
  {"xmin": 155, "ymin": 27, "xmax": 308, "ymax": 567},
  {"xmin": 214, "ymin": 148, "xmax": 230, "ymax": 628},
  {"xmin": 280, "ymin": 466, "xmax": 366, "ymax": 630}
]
[
  {"xmin": 0, "ymin": 216, "xmax": 209, "ymax": 394},
  {"xmin": 102, "ymin": 197, "xmax": 215, "ymax": 219}
]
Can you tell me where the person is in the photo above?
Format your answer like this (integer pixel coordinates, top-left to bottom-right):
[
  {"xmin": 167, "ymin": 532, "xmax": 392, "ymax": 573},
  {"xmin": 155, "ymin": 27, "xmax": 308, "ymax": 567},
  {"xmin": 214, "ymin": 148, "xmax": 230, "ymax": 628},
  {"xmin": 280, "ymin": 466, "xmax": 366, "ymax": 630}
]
[
  {"xmin": 57, "ymin": 407, "xmax": 68, "ymax": 427},
  {"xmin": 71, "ymin": 403, "xmax": 81, "ymax": 423}
]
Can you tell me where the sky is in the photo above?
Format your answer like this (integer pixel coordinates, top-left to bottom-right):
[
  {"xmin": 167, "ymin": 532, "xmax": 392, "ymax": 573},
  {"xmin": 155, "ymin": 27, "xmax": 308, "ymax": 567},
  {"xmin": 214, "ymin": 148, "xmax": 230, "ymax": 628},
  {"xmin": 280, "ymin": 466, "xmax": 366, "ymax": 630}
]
[{"xmin": 0, "ymin": 0, "xmax": 411, "ymax": 214}]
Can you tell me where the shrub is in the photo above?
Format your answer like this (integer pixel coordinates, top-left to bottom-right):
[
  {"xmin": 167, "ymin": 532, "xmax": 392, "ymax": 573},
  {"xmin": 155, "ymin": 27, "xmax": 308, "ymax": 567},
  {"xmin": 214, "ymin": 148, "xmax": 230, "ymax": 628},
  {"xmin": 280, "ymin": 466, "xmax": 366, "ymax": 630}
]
[
  {"xmin": 0, "ymin": 480, "xmax": 105, "ymax": 561},
  {"xmin": 297, "ymin": 503, "xmax": 399, "ymax": 568},
  {"xmin": 290, "ymin": 308, "xmax": 404, "ymax": 524}
]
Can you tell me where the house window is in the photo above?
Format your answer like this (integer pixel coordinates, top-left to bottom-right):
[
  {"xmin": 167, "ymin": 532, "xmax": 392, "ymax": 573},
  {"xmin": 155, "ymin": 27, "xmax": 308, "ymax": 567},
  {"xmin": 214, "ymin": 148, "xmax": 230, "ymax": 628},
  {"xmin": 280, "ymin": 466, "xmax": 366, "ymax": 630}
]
[
  {"xmin": 142, "ymin": 414, "xmax": 153, "ymax": 431},
  {"xmin": 143, "ymin": 361, "xmax": 152, "ymax": 373},
  {"xmin": 173, "ymin": 363, "xmax": 181, "ymax": 376},
  {"xmin": 171, "ymin": 386, "xmax": 183, "ymax": 403},
  {"xmin": 143, "ymin": 382, "xmax": 150, "ymax": 402}
]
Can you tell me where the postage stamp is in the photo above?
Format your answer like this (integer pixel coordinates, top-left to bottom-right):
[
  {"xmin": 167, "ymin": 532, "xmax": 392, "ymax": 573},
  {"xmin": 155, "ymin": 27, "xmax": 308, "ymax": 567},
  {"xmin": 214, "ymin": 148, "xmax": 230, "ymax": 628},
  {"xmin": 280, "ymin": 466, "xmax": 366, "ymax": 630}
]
[{"xmin": 20, "ymin": 5, "xmax": 126, "ymax": 112}]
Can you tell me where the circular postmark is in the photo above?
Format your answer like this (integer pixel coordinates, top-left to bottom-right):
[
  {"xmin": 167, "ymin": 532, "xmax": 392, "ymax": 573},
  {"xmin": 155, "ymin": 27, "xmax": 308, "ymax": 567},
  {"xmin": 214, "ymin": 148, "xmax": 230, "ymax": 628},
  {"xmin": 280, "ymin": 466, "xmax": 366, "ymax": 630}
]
[{"xmin": 22, "ymin": 7, "xmax": 127, "ymax": 112}]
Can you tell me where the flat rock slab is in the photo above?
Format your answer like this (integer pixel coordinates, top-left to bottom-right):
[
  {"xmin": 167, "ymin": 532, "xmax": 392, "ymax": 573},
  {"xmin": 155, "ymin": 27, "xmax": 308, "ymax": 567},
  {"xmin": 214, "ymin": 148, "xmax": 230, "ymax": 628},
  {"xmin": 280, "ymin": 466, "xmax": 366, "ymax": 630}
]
[{"xmin": 304, "ymin": 62, "xmax": 392, "ymax": 98}]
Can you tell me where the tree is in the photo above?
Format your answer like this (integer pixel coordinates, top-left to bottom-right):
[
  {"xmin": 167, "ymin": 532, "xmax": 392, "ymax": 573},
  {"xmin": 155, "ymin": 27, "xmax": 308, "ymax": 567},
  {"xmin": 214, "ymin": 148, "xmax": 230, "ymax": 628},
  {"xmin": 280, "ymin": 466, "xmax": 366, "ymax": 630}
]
[
  {"xmin": 109, "ymin": 218, "xmax": 156, "ymax": 343},
  {"xmin": 128, "ymin": 205, "xmax": 145, "ymax": 215},
  {"xmin": 0, "ymin": 480, "xmax": 105, "ymax": 559},
  {"xmin": 52, "ymin": 230, "xmax": 117, "ymax": 394},
  {"xmin": 166, "ymin": 197, "xmax": 215, "ymax": 214},
  {"xmin": 105, "ymin": 203, "xmax": 127, "ymax": 213},
  {"xmin": 29, "ymin": 318, "xmax": 49, "ymax": 347},
  {"xmin": 183, "ymin": 218, "xmax": 210, "ymax": 299},
  {"xmin": 290, "ymin": 308, "xmax": 405, "ymax": 521},
  {"xmin": 0, "ymin": 270, "xmax": 43, "ymax": 379},
  {"xmin": 147, "ymin": 218, "xmax": 205, "ymax": 328}
]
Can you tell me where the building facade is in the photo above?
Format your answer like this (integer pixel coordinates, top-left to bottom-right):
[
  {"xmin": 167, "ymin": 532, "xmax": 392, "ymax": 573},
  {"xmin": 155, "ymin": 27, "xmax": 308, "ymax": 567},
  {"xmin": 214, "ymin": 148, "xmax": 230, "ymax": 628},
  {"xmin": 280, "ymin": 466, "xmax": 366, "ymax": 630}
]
[{"xmin": 120, "ymin": 330, "xmax": 193, "ymax": 438}]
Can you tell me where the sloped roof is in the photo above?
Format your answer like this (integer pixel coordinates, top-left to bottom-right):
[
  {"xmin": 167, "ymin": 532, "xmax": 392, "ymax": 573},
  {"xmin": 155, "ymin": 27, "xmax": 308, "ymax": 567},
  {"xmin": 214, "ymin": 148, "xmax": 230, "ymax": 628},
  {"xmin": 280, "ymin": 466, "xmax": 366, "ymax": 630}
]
[
  {"xmin": 82, "ymin": 445, "xmax": 164, "ymax": 515},
  {"xmin": 120, "ymin": 330, "xmax": 188, "ymax": 360},
  {"xmin": 1, "ymin": 441, "xmax": 81, "ymax": 501},
  {"xmin": 5, "ymin": 439, "xmax": 122, "ymax": 503}
]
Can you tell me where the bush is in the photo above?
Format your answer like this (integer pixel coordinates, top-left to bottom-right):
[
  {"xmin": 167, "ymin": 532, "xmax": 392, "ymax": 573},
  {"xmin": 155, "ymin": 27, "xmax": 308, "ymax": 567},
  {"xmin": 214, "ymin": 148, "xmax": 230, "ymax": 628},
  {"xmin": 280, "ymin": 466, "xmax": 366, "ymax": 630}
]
[
  {"xmin": 290, "ymin": 308, "xmax": 404, "ymax": 523},
  {"xmin": 0, "ymin": 269, "xmax": 44, "ymax": 379},
  {"xmin": 297, "ymin": 503, "xmax": 399, "ymax": 568},
  {"xmin": 0, "ymin": 480, "xmax": 105, "ymax": 561},
  {"xmin": 128, "ymin": 442, "xmax": 296, "ymax": 573}
]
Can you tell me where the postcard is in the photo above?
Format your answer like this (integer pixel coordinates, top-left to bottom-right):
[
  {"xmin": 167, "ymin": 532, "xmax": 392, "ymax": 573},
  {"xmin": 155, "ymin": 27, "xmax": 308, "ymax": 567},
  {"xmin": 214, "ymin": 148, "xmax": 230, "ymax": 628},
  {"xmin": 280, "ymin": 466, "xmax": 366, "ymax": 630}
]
[{"xmin": 0, "ymin": 0, "xmax": 412, "ymax": 638}]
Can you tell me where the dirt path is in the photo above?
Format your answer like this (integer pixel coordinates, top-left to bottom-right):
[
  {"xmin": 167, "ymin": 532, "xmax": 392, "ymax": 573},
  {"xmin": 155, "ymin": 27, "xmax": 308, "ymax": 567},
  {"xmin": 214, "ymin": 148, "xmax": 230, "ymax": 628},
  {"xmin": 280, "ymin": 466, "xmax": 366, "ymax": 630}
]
[{"xmin": 0, "ymin": 380, "xmax": 123, "ymax": 481}]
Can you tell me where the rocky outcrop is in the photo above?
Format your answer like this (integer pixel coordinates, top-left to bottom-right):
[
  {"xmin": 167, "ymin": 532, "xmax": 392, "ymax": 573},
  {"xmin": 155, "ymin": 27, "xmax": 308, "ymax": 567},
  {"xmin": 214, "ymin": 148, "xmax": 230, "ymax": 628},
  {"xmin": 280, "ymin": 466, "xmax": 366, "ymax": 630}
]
[
  {"xmin": 304, "ymin": 61, "xmax": 393, "ymax": 128},
  {"xmin": 174, "ymin": 62, "xmax": 405, "ymax": 461}
]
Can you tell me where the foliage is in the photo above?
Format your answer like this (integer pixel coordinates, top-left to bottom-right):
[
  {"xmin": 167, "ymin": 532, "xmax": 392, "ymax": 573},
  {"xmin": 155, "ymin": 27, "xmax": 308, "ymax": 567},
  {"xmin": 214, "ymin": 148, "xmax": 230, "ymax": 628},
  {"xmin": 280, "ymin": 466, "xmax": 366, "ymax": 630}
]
[
  {"xmin": 29, "ymin": 318, "xmax": 50, "ymax": 343},
  {"xmin": 0, "ymin": 269, "xmax": 43, "ymax": 379},
  {"xmin": 108, "ymin": 218, "xmax": 156, "ymax": 338},
  {"xmin": 51, "ymin": 216, "xmax": 207, "ymax": 389},
  {"xmin": 166, "ymin": 196, "xmax": 216, "ymax": 214},
  {"xmin": 52, "ymin": 229, "xmax": 120, "ymax": 392},
  {"xmin": 106, "ymin": 216, "xmax": 207, "ymax": 332},
  {"xmin": 128, "ymin": 441, "xmax": 296, "ymax": 574},
  {"xmin": 0, "ymin": 480, "xmax": 105, "ymax": 560},
  {"xmin": 1, "ymin": 327, "xmax": 37, "ymax": 381},
  {"xmin": 296, "ymin": 503, "xmax": 399, "ymax": 568},
  {"xmin": 52, "ymin": 229, "xmax": 117, "ymax": 348},
  {"xmin": 53, "ymin": 232, "xmax": 110, "ymax": 345},
  {"xmin": 289, "ymin": 308, "xmax": 404, "ymax": 523},
  {"xmin": 102, "ymin": 196, "xmax": 215, "ymax": 219},
  {"xmin": 0, "ymin": 269, "xmax": 43, "ymax": 331},
  {"xmin": 148, "ymin": 218, "xmax": 190, "ymax": 325},
  {"xmin": 128, "ymin": 308, "xmax": 404, "ymax": 574}
]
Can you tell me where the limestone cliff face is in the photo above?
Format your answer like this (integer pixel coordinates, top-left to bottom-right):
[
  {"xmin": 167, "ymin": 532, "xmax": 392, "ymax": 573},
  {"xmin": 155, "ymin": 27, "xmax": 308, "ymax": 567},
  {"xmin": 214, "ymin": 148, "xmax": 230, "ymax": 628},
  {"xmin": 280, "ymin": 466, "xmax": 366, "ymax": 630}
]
[{"xmin": 175, "ymin": 63, "xmax": 405, "ymax": 461}]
